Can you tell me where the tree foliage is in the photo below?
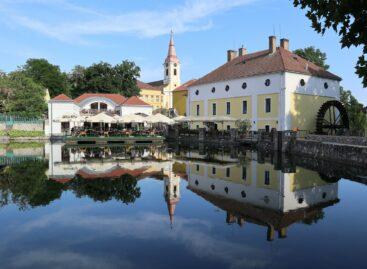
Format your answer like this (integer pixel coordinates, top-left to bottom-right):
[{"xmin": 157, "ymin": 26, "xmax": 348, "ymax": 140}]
[
  {"xmin": 340, "ymin": 87, "xmax": 367, "ymax": 136},
  {"xmin": 21, "ymin": 58, "xmax": 70, "ymax": 97},
  {"xmin": 0, "ymin": 72, "xmax": 47, "ymax": 117},
  {"xmin": 294, "ymin": 46, "xmax": 330, "ymax": 70},
  {"xmin": 293, "ymin": 0, "xmax": 367, "ymax": 87},
  {"xmin": 69, "ymin": 60, "xmax": 141, "ymax": 98}
]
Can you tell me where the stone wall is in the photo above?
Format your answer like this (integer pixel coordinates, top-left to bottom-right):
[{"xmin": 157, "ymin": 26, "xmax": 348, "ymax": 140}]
[
  {"xmin": 293, "ymin": 139, "xmax": 367, "ymax": 166},
  {"xmin": 304, "ymin": 134, "xmax": 367, "ymax": 146},
  {"xmin": 0, "ymin": 122, "xmax": 44, "ymax": 131}
]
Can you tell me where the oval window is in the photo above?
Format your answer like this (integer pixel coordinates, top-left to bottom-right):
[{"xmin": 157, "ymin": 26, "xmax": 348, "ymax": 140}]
[
  {"xmin": 241, "ymin": 190, "xmax": 246, "ymax": 198},
  {"xmin": 195, "ymin": 90, "xmax": 199, "ymax": 95},
  {"xmin": 242, "ymin": 82, "xmax": 247, "ymax": 89},
  {"xmin": 300, "ymin": 79, "xmax": 305, "ymax": 86},
  {"xmin": 322, "ymin": 192, "xmax": 327, "ymax": 199},
  {"xmin": 324, "ymin": 82, "xmax": 329, "ymax": 89},
  {"xmin": 298, "ymin": 197, "xmax": 304, "ymax": 204},
  {"xmin": 210, "ymin": 184, "xmax": 215, "ymax": 190},
  {"xmin": 265, "ymin": 79, "xmax": 271, "ymax": 86},
  {"xmin": 195, "ymin": 180, "xmax": 199, "ymax": 186},
  {"xmin": 224, "ymin": 187, "xmax": 229, "ymax": 193},
  {"xmin": 225, "ymin": 85, "xmax": 230, "ymax": 92},
  {"xmin": 211, "ymin": 87, "xmax": 216, "ymax": 93}
]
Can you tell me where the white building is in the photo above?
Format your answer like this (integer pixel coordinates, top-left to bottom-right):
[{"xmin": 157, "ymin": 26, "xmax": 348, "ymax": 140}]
[
  {"xmin": 187, "ymin": 36, "xmax": 342, "ymax": 132},
  {"xmin": 46, "ymin": 93, "xmax": 153, "ymax": 136}
]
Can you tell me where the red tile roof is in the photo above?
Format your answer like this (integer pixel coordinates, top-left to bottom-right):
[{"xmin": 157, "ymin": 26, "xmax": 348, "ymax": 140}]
[
  {"xmin": 51, "ymin": 94, "xmax": 73, "ymax": 101},
  {"xmin": 191, "ymin": 47, "xmax": 341, "ymax": 87},
  {"xmin": 136, "ymin": 80, "xmax": 161, "ymax": 91},
  {"xmin": 173, "ymin": 79, "xmax": 197, "ymax": 92},
  {"xmin": 122, "ymin": 96, "xmax": 150, "ymax": 106},
  {"xmin": 74, "ymin": 93, "xmax": 127, "ymax": 105}
]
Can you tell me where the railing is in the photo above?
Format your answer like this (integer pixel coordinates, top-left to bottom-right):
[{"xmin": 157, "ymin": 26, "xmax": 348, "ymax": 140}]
[
  {"xmin": 0, "ymin": 114, "xmax": 43, "ymax": 124},
  {"xmin": 80, "ymin": 109, "xmax": 119, "ymax": 115}
]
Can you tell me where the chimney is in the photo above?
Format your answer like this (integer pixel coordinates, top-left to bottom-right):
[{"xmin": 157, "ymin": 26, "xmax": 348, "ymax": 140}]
[
  {"xmin": 227, "ymin": 50, "xmax": 237, "ymax": 62},
  {"xmin": 238, "ymin": 47, "xmax": 247, "ymax": 56},
  {"xmin": 280, "ymin": 38, "xmax": 289, "ymax": 50},
  {"xmin": 269, "ymin": 36, "xmax": 276, "ymax": 54}
]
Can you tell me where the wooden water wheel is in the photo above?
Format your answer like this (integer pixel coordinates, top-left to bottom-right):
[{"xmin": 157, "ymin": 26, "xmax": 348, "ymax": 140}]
[{"xmin": 316, "ymin": 100, "xmax": 349, "ymax": 135}]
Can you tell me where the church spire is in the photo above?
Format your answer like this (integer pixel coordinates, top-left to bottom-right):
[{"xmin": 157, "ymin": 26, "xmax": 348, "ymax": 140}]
[{"xmin": 165, "ymin": 30, "xmax": 179, "ymax": 63}]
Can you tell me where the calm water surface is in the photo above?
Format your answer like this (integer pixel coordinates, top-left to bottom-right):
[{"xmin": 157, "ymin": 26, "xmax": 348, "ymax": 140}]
[{"xmin": 0, "ymin": 143, "xmax": 366, "ymax": 269}]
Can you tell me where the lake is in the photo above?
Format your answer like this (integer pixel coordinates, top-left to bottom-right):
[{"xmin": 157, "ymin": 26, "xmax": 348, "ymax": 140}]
[{"xmin": 0, "ymin": 142, "xmax": 366, "ymax": 269}]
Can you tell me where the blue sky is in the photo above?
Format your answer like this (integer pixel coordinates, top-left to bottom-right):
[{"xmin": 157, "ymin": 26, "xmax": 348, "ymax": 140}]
[{"xmin": 0, "ymin": 0, "xmax": 365, "ymax": 104}]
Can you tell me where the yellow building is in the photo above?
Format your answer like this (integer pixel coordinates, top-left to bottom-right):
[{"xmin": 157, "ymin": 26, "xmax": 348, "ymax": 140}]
[
  {"xmin": 172, "ymin": 79, "xmax": 196, "ymax": 116},
  {"xmin": 187, "ymin": 36, "xmax": 343, "ymax": 132},
  {"xmin": 137, "ymin": 80, "xmax": 164, "ymax": 110}
]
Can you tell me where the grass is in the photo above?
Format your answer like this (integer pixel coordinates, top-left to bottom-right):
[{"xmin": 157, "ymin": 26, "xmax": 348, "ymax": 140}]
[
  {"xmin": 0, "ymin": 130, "xmax": 44, "ymax": 138},
  {"xmin": 0, "ymin": 142, "xmax": 44, "ymax": 149}
]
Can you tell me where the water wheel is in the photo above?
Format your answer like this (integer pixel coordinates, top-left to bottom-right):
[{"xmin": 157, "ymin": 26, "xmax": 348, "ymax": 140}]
[{"xmin": 316, "ymin": 100, "xmax": 349, "ymax": 135}]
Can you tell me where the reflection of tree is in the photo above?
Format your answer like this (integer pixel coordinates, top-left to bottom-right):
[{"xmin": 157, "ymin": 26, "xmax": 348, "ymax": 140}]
[
  {"xmin": 0, "ymin": 160, "xmax": 63, "ymax": 210},
  {"xmin": 66, "ymin": 174, "xmax": 141, "ymax": 204}
]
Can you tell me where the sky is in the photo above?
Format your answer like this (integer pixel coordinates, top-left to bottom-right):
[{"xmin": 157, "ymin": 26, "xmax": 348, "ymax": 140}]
[{"xmin": 0, "ymin": 0, "xmax": 365, "ymax": 104}]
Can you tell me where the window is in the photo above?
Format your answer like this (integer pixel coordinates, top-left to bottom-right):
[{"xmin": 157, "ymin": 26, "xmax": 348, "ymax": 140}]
[
  {"xmin": 196, "ymin": 104, "xmax": 200, "ymax": 116},
  {"xmin": 242, "ymin": 166, "xmax": 246, "ymax": 181},
  {"xmin": 226, "ymin": 167, "xmax": 230, "ymax": 177},
  {"xmin": 196, "ymin": 164, "xmax": 199, "ymax": 171},
  {"xmin": 174, "ymin": 69, "xmax": 177, "ymax": 76},
  {"xmin": 91, "ymin": 102, "xmax": 98, "ymax": 110},
  {"xmin": 100, "ymin": 103, "xmax": 107, "ymax": 110},
  {"xmin": 241, "ymin": 190, "xmax": 246, "ymax": 198},
  {"xmin": 264, "ymin": 171, "xmax": 270, "ymax": 185},
  {"xmin": 156, "ymin": 96, "xmax": 160, "ymax": 102},
  {"xmin": 242, "ymin": 82, "xmax": 247, "ymax": 89},
  {"xmin": 211, "ymin": 87, "xmax": 216, "ymax": 93},
  {"xmin": 265, "ymin": 98, "xmax": 271, "ymax": 113},
  {"xmin": 227, "ymin": 125, "xmax": 231, "ymax": 131},
  {"xmin": 224, "ymin": 187, "xmax": 229, "ymax": 194},
  {"xmin": 225, "ymin": 85, "xmax": 230, "ymax": 92},
  {"xmin": 212, "ymin": 167, "xmax": 216, "ymax": 175},
  {"xmin": 195, "ymin": 90, "xmax": 199, "ymax": 95},
  {"xmin": 211, "ymin": 184, "xmax": 215, "ymax": 190},
  {"xmin": 195, "ymin": 180, "xmax": 199, "ymax": 186},
  {"xmin": 265, "ymin": 79, "xmax": 271, "ymax": 86},
  {"xmin": 242, "ymin": 100, "xmax": 247, "ymax": 114},
  {"xmin": 196, "ymin": 125, "xmax": 199, "ymax": 129},
  {"xmin": 300, "ymin": 79, "xmax": 305, "ymax": 86},
  {"xmin": 174, "ymin": 63, "xmax": 177, "ymax": 67},
  {"xmin": 226, "ymin": 102, "xmax": 231, "ymax": 115},
  {"xmin": 324, "ymin": 82, "xmax": 329, "ymax": 89},
  {"xmin": 212, "ymin": 103, "xmax": 217, "ymax": 115},
  {"xmin": 265, "ymin": 125, "xmax": 270, "ymax": 133},
  {"xmin": 166, "ymin": 69, "xmax": 168, "ymax": 76}
]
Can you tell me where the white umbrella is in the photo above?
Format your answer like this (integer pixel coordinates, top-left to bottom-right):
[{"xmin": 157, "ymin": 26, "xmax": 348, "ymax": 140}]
[
  {"xmin": 145, "ymin": 113, "xmax": 174, "ymax": 124},
  {"xmin": 86, "ymin": 112, "xmax": 117, "ymax": 123},
  {"xmin": 118, "ymin": 114, "xmax": 145, "ymax": 124}
]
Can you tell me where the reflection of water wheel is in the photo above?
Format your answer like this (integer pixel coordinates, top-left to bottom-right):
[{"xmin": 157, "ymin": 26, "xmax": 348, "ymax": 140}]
[{"xmin": 316, "ymin": 100, "xmax": 349, "ymax": 135}]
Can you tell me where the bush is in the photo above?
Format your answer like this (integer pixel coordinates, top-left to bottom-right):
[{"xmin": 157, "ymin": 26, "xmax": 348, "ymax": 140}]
[{"xmin": 0, "ymin": 130, "xmax": 44, "ymax": 137}]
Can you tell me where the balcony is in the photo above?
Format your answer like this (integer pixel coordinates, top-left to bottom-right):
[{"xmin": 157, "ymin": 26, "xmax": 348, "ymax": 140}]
[{"xmin": 80, "ymin": 109, "xmax": 119, "ymax": 116}]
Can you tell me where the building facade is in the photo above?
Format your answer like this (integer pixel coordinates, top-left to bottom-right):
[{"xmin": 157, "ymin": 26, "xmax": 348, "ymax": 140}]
[
  {"xmin": 187, "ymin": 36, "xmax": 341, "ymax": 132},
  {"xmin": 172, "ymin": 79, "xmax": 196, "ymax": 116}
]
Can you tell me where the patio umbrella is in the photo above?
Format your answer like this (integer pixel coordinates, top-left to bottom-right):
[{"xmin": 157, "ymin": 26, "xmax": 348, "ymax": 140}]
[
  {"xmin": 118, "ymin": 114, "xmax": 145, "ymax": 124},
  {"xmin": 86, "ymin": 112, "xmax": 117, "ymax": 123},
  {"xmin": 145, "ymin": 113, "xmax": 174, "ymax": 125}
]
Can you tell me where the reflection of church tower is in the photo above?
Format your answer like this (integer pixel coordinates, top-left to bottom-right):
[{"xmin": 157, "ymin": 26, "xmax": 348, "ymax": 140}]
[
  {"xmin": 164, "ymin": 173, "xmax": 181, "ymax": 227},
  {"xmin": 163, "ymin": 30, "xmax": 181, "ymax": 109}
]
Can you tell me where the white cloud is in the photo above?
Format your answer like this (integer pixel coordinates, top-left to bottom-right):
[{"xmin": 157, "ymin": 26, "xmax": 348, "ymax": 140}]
[{"xmin": 0, "ymin": 0, "xmax": 258, "ymax": 43}]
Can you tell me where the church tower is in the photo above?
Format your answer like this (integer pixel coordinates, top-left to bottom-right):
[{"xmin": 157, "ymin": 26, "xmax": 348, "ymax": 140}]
[
  {"xmin": 162, "ymin": 31, "xmax": 181, "ymax": 109},
  {"xmin": 164, "ymin": 171, "xmax": 181, "ymax": 227}
]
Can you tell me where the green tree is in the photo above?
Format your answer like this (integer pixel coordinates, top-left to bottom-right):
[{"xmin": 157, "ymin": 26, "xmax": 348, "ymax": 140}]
[
  {"xmin": 293, "ymin": 0, "xmax": 367, "ymax": 87},
  {"xmin": 340, "ymin": 88, "xmax": 367, "ymax": 136},
  {"xmin": 21, "ymin": 58, "xmax": 70, "ymax": 97},
  {"xmin": 294, "ymin": 46, "xmax": 330, "ymax": 70},
  {"xmin": 69, "ymin": 60, "xmax": 141, "ymax": 98},
  {"xmin": 0, "ymin": 72, "xmax": 47, "ymax": 117}
]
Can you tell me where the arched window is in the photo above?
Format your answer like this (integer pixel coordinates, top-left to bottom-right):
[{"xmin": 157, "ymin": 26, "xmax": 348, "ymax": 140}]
[
  {"xmin": 100, "ymin": 102, "xmax": 107, "ymax": 110},
  {"xmin": 91, "ymin": 102, "xmax": 98, "ymax": 110}
]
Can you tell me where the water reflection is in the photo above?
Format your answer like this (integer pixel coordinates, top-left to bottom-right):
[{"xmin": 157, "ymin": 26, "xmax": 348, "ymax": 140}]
[{"xmin": 0, "ymin": 143, "xmax": 346, "ymax": 241}]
